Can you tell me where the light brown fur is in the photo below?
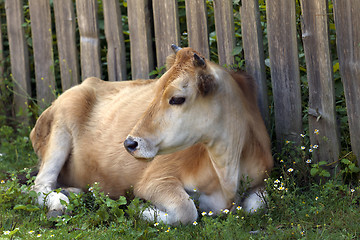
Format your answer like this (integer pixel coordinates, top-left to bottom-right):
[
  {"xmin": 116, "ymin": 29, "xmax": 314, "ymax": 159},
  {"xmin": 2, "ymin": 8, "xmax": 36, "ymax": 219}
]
[{"xmin": 30, "ymin": 47, "xmax": 273, "ymax": 225}]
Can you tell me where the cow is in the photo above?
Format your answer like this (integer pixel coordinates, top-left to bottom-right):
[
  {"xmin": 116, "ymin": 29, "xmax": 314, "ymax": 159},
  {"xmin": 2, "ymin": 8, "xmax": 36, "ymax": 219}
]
[{"xmin": 30, "ymin": 45, "xmax": 273, "ymax": 225}]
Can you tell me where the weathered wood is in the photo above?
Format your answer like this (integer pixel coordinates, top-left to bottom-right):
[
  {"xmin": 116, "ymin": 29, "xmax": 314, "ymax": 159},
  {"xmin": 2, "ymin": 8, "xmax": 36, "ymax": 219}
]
[
  {"xmin": 127, "ymin": 0, "xmax": 154, "ymax": 79},
  {"xmin": 103, "ymin": 0, "xmax": 127, "ymax": 81},
  {"xmin": 29, "ymin": 0, "xmax": 56, "ymax": 109},
  {"xmin": 185, "ymin": 0, "xmax": 209, "ymax": 59},
  {"xmin": 53, "ymin": 0, "xmax": 80, "ymax": 90},
  {"xmin": 266, "ymin": 0, "xmax": 302, "ymax": 145},
  {"xmin": 213, "ymin": 0, "xmax": 235, "ymax": 66},
  {"xmin": 5, "ymin": 0, "xmax": 31, "ymax": 122},
  {"xmin": 300, "ymin": 0, "xmax": 340, "ymax": 165},
  {"xmin": 333, "ymin": 0, "xmax": 360, "ymax": 164},
  {"xmin": 76, "ymin": 0, "xmax": 102, "ymax": 80},
  {"xmin": 152, "ymin": 0, "xmax": 180, "ymax": 68},
  {"xmin": 0, "ymin": 14, "xmax": 4, "ymax": 114},
  {"xmin": 240, "ymin": 0, "xmax": 269, "ymax": 128}
]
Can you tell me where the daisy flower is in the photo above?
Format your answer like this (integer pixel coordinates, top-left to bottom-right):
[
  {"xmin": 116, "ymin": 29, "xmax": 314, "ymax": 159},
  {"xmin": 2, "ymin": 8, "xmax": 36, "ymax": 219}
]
[
  {"xmin": 300, "ymin": 134, "xmax": 305, "ymax": 138},
  {"xmin": 313, "ymin": 145, "xmax": 319, "ymax": 149},
  {"xmin": 201, "ymin": 211, "xmax": 207, "ymax": 216},
  {"xmin": 154, "ymin": 222, "xmax": 159, "ymax": 227},
  {"xmin": 301, "ymin": 146, "xmax": 305, "ymax": 150},
  {"xmin": 314, "ymin": 129, "xmax": 319, "ymax": 135},
  {"xmin": 351, "ymin": 189, "xmax": 355, "ymax": 193},
  {"xmin": 274, "ymin": 179, "xmax": 280, "ymax": 184},
  {"xmin": 208, "ymin": 211, "xmax": 213, "ymax": 216},
  {"xmin": 193, "ymin": 221, "xmax": 198, "ymax": 226},
  {"xmin": 287, "ymin": 168, "xmax": 294, "ymax": 173},
  {"xmin": 3, "ymin": 231, "xmax": 10, "ymax": 235},
  {"xmin": 306, "ymin": 159, "xmax": 312, "ymax": 164},
  {"xmin": 236, "ymin": 206, "xmax": 242, "ymax": 211},
  {"xmin": 223, "ymin": 209, "xmax": 230, "ymax": 214}
]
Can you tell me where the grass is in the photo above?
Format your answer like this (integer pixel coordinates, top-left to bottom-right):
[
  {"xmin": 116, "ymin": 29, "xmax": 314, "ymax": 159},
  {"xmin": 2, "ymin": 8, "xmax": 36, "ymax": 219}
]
[{"xmin": 1, "ymin": 125, "xmax": 360, "ymax": 239}]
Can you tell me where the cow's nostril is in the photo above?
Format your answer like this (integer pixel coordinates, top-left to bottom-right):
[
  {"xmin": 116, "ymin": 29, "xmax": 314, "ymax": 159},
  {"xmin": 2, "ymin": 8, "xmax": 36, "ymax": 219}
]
[{"xmin": 124, "ymin": 137, "xmax": 138, "ymax": 153}]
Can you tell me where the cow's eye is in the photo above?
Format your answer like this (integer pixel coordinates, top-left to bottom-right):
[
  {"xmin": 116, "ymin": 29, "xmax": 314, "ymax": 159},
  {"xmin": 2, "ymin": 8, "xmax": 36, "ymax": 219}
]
[{"xmin": 169, "ymin": 97, "xmax": 186, "ymax": 105}]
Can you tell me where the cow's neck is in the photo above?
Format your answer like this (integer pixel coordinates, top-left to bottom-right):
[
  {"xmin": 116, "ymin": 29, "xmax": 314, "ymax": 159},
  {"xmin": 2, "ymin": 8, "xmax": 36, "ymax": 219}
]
[{"xmin": 205, "ymin": 75, "xmax": 248, "ymax": 204}]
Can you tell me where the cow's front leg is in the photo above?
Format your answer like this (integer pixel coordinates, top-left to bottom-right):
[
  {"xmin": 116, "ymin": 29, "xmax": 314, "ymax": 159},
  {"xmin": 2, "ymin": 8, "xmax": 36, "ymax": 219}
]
[{"xmin": 135, "ymin": 180, "xmax": 198, "ymax": 225}]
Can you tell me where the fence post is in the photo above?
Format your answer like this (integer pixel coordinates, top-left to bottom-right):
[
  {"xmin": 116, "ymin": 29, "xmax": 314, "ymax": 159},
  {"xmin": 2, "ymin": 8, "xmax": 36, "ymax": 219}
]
[
  {"xmin": 240, "ymin": 0, "xmax": 269, "ymax": 129},
  {"xmin": 266, "ymin": 0, "xmax": 302, "ymax": 145},
  {"xmin": 300, "ymin": 0, "xmax": 340, "ymax": 166},
  {"xmin": 127, "ymin": 0, "xmax": 154, "ymax": 79},
  {"xmin": 29, "ymin": 0, "xmax": 56, "ymax": 110},
  {"xmin": 153, "ymin": 0, "xmax": 180, "ymax": 68},
  {"xmin": 76, "ymin": 0, "xmax": 102, "ymax": 80},
  {"xmin": 53, "ymin": 0, "xmax": 80, "ymax": 90},
  {"xmin": 213, "ymin": 0, "xmax": 235, "ymax": 66},
  {"xmin": 103, "ymin": 0, "xmax": 127, "ymax": 81},
  {"xmin": 333, "ymin": 0, "xmax": 360, "ymax": 165},
  {"xmin": 185, "ymin": 0, "xmax": 210, "ymax": 59},
  {"xmin": 5, "ymin": 0, "xmax": 31, "ymax": 123}
]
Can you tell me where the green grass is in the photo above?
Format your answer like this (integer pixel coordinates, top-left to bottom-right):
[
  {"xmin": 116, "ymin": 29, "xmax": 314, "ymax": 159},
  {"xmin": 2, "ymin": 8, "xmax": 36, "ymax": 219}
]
[{"xmin": 1, "ymin": 125, "xmax": 360, "ymax": 239}]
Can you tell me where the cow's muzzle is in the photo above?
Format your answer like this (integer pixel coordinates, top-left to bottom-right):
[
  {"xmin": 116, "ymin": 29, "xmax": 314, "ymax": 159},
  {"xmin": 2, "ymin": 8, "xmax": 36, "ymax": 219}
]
[{"xmin": 124, "ymin": 136, "xmax": 138, "ymax": 153}]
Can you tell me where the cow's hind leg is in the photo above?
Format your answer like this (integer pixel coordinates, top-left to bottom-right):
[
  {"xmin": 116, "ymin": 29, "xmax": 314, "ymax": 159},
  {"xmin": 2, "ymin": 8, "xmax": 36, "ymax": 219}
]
[{"xmin": 32, "ymin": 127, "xmax": 72, "ymax": 217}]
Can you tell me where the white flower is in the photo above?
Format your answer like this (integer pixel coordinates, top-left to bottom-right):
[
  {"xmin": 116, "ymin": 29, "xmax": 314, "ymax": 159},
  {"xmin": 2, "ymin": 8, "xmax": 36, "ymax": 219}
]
[
  {"xmin": 314, "ymin": 129, "xmax": 319, "ymax": 135},
  {"xmin": 37, "ymin": 234, "xmax": 42, "ymax": 238},
  {"xmin": 193, "ymin": 221, "xmax": 198, "ymax": 226},
  {"xmin": 351, "ymin": 189, "xmax": 355, "ymax": 193},
  {"xmin": 278, "ymin": 186, "xmax": 285, "ymax": 191},
  {"xmin": 154, "ymin": 222, "xmax": 159, "ymax": 227},
  {"xmin": 28, "ymin": 230, "xmax": 35, "ymax": 234},
  {"xmin": 309, "ymin": 149, "xmax": 313, "ymax": 153},
  {"xmin": 193, "ymin": 188, "xmax": 197, "ymax": 192},
  {"xmin": 300, "ymin": 134, "xmax": 305, "ymax": 138},
  {"xmin": 236, "ymin": 206, "xmax": 242, "ymax": 211},
  {"xmin": 287, "ymin": 168, "xmax": 294, "ymax": 173},
  {"xmin": 1, "ymin": 180, "xmax": 5, "ymax": 184},
  {"xmin": 3, "ymin": 231, "xmax": 10, "ymax": 235},
  {"xmin": 223, "ymin": 209, "xmax": 230, "ymax": 214},
  {"xmin": 306, "ymin": 159, "xmax": 312, "ymax": 164},
  {"xmin": 201, "ymin": 211, "xmax": 207, "ymax": 216},
  {"xmin": 208, "ymin": 211, "xmax": 213, "ymax": 216},
  {"xmin": 274, "ymin": 179, "xmax": 280, "ymax": 184},
  {"xmin": 313, "ymin": 145, "xmax": 319, "ymax": 149}
]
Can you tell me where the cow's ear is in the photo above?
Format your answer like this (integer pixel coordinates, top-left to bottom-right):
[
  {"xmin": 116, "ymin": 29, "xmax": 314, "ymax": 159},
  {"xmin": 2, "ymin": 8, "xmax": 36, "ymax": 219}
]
[
  {"xmin": 166, "ymin": 54, "xmax": 176, "ymax": 70},
  {"xmin": 193, "ymin": 53, "xmax": 206, "ymax": 68},
  {"xmin": 197, "ymin": 71, "xmax": 217, "ymax": 96}
]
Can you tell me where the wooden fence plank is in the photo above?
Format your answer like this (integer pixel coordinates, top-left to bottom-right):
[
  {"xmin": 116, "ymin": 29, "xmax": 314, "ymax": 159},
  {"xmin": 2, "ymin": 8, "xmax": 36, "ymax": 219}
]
[
  {"xmin": 240, "ymin": 0, "xmax": 269, "ymax": 128},
  {"xmin": 300, "ymin": 0, "xmax": 340, "ymax": 165},
  {"xmin": 103, "ymin": 0, "xmax": 127, "ymax": 81},
  {"xmin": 185, "ymin": 0, "xmax": 210, "ymax": 59},
  {"xmin": 29, "ymin": 0, "xmax": 56, "ymax": 109},
  {"xmin": 333, "ymin": 0, "xmax": 360, "ymax": 164},
  {"xmin": 266, "ymin": 0, "xmax": 302, "ymax": 145},
  {"xmin": 76, "ymin": 0, "xmax": 102, "ymax": 80},
  {"xmin": 0, "ymin": 14, "xmax": 4, "ymax": 114},
  {"xmin": 127, "ymin": 0, "xmax": 154, "ymax": 79},
  {"xmin": 5, "ymin": 0, "xmax": 31, "ymax": 123},
  {"xmin": 213, "ymin": 0, "xmax": 235, "ymax": 66},
  {"xmin": 152, "ymin": 0, "xmax": 180, "ymax": 68},
  {"xmin": 53, "ymin": 0, "xmax": 80, "ymax": 90}
]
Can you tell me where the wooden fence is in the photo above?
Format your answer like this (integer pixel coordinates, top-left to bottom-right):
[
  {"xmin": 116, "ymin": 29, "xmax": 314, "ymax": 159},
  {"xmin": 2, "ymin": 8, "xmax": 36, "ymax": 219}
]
[{"xmin": 1, "ymin": 0, "xmax": 359, "ymax": 166}]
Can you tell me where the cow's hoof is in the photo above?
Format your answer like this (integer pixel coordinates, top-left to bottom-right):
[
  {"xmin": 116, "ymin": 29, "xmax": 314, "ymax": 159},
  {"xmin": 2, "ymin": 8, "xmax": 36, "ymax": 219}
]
[{"xmin": 46, "ymin": 210, "xmax": 64, "ymax": 219}]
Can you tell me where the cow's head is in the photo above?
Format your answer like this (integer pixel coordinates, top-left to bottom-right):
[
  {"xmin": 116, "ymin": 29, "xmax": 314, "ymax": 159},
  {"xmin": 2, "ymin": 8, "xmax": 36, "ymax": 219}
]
[{"xmin": 124, "ymin": 45, "xmax": 223, "ymax": 159}]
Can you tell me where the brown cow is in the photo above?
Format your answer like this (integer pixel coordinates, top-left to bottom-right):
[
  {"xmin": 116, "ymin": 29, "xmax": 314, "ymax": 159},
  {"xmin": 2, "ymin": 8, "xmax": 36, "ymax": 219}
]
[{"xmin": 30, "ymin": 45, "xmax": 273, "ymax": 225}]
